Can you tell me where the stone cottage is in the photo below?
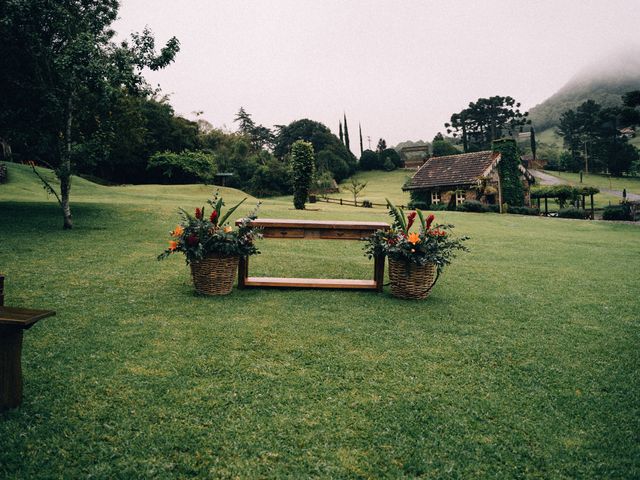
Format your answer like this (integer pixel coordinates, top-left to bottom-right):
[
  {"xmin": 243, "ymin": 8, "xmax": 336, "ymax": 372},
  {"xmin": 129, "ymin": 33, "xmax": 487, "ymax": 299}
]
[{"xmin": 402, "ymin": 150, "xmax": 535, "ymax": 208}]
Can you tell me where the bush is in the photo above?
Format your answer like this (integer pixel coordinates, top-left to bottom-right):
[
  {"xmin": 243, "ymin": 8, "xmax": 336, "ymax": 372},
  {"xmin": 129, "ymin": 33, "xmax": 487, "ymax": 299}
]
[
  {"xmin": 507, "ymin": 205, "xmax": 540, "ymax": 216},
  {"xmin": 0, "ymin": 162, "xmax": 7, "ymax": 183},
  {"xmin": 486, "ymin": 204, "xmax": 500, "ymax": 213},
  {"xmin": 557, "ymin": 207, "xmax": 589, "ymax": 219},
  {"xmin": 382, "ymin": 158, "xmax": 396, "ymax": 171},
  {"xmin": 359, "ymin": 149, "xmax": 381, "ymax": 170},
  {"xmin": 317, "ymin": 150, "xmax": 350, "ymax": 182},
  {"xmin": 407, "ymin": 200, "xmax": 430, "ymax": 210},
  {"xmin": 602, "ymin": 204, "xmax": 633, "ymax": 221},
  {"xmin": 147, "ymin": 150, "xmax": 217, "ymax": 184},
  {"xmin": 291, "ymin": 140, "xmax": 315, "ymax": 210},
  {"xmin": 430, "ymin": 204, "xmax": 448, "ymax": 211},
  {"xmin": 361, "ymin": 199, "xmax": 373, "ymax": 208},
  {"xmin": 249, "ymin": 158, "xmax": 291, "ymax": 197},
  {"xmin": 380, "ymin": 148, "xmax": 403, "ymax": 168},
  {"xmin": 456, "ymin": 199, "xmax": 486, "ymax": 213}
]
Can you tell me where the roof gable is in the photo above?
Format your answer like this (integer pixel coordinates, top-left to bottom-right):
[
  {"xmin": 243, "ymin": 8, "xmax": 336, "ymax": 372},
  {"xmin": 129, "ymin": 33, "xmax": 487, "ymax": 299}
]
[{"xmin": 404, "ymin": 151, "xmax": 500, "ymax": 190}]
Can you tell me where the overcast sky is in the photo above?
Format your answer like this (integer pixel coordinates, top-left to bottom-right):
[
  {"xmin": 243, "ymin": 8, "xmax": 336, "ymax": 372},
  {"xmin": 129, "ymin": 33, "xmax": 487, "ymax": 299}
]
[{"xmin": 113, "ymin": 0, "xmax": 640, "ymax": 149}]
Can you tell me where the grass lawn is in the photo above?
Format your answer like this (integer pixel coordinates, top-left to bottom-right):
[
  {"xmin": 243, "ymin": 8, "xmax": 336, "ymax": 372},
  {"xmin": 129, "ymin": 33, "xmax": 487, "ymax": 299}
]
[
  {"xmin": 1, "ymin": 162, "xmax": 639, "ymax": 479},
  {"xmin": 333, "ymin": 169, "xmax": 413, "ymax": 206}
]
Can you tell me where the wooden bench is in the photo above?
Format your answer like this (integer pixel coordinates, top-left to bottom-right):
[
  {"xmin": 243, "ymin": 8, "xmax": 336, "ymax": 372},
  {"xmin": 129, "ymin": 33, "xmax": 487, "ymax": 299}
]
[
  {"xmin": 0, "ymin": 275, "xmax": 55, "ymax": 411},
  {"xmin": 235, "ymin": 218, "xmax": 389, "ymax": 291}
]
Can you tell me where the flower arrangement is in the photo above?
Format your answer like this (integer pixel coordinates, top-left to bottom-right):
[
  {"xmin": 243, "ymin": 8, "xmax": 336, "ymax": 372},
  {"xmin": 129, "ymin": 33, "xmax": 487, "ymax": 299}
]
[
  {"xmin": 365, "ymin": 198, "xmax": 468, "ymax": 272},
  {"xmin": 158, "ymin": 191, "xmax": 261, "ymax": 264}
]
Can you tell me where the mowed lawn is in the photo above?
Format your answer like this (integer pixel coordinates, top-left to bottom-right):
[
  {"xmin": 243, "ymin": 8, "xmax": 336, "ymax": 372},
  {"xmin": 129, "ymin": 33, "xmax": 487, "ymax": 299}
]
[{"xmin": 1, "ymin": 163, "xmax": 639, "ymax": 479}]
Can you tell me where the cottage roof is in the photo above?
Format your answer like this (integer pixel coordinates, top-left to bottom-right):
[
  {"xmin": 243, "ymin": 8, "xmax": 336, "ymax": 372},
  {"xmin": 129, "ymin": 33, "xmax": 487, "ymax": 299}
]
[{"xmin": 403, "ymin": 150, "xmax": 500, "ymax": 190}]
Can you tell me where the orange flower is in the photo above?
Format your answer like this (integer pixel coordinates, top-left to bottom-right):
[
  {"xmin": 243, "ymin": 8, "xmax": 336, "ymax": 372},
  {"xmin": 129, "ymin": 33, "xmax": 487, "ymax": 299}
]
[
  {"xmin": 224, "ymin": 226, "xmax": 232, "ymax": 233},
  {"xmin": 407, "ymin": 232, "xmax": 421, "ymax": 245},
  {"xmin": 168, "ymin": 240, "xmax": 178, "ymax": 251},
  {"xmin": 171, "ymin": 225, "xmax": 184, "ymax": 237}
]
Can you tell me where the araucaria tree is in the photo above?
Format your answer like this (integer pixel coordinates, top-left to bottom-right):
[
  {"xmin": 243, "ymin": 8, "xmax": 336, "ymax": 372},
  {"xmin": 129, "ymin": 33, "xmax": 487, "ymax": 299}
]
[
  {"xmin": 291, "ymin": 140, "xmax": 315, "ymax": 210},
  {"xmin": 445, "ymin": 96, "xmax": 530, "ymax": 152},
  {"xmin": 0, "ymin": 0, "xmax": 179, "ymax": 229}
]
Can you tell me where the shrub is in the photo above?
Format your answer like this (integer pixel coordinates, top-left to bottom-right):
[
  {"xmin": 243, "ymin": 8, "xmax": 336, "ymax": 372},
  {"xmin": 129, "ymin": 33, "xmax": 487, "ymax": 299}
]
[
  {"xmin": 291, "ymin": 140, "xmax": 315, "ymax": 210},
  {"xmin": 602, "ymin": 204, "xmax": 633, "ymax": 221},
  {"xmin": 430, "ymin": 204, "xmax": 448, "ymax": 211},
  {"xmin": 249, "ymin": 158, "xmax": 291, "ymax": 197},
  {"xmin": 486, "ymin": 204, "xmax": 500, "ymax": 213},
  {"xmin": 359, "ymin": 149, "xmax": 380, "ymax": 170},
  {"xmin": 507, "ymin": 205, "xmax": 540, "ymax": 216},
  {"xmin": 407, "ymin": 200, "xmax": 429, "ymax": 210},
  {"xmin": 0, "ymin": 162, "xmax": 7, "ymax": 183},
  {"xmin": 147, "ymin": 150, "xmax": 217, "ymax": 184},
  {"xmin": 557, "ymin": 207, "xmax": 589, "ymax": 219},
  {"xmin": 382, "ymin": 158, "xmax": 396, "ymax": 171},
  {"xmin": 380, "ymin": 148, "xmax": 403, "ymax": 168},
  {"xmin": 456, "ymin": 199, "xmax": 486, "ymax": 213},
  {"xmin": 361, "ymin": 199, "xmax": 373, "ymax": 208}
]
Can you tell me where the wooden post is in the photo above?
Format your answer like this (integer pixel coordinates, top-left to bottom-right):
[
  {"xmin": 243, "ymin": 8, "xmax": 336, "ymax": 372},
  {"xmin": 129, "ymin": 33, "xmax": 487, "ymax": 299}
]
[
  {"xmin": 581, "ymin": 195, "xmax": 586, "ymax": 210},
  {"xmin": 544, "ymin": 197, "xmax": 548, "ymax": 215},
  {"xmin": 537, "ymin": 198, "xmax": 541, "ymax": 210},
  {"xmin": 590, "ymin": 194, "xmax": 595, "ymax": 219},
  {"xmin": 0, "ymin": 327, "xmax": 23, "ymax": 411}
]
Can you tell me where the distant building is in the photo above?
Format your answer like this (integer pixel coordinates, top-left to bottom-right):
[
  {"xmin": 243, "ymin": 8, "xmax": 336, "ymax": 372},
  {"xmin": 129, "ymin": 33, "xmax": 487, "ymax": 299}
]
[
  {"xmin": 403, "ymin": 150, "xmax": 535, "ymax": 207},
  {"xmin": 400, "ymin": 145, "xmax": 430, "ymax": 169}
]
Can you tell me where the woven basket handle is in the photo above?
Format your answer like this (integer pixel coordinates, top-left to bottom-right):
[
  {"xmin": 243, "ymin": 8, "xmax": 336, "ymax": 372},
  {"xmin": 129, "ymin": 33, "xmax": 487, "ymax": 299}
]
[{"xmin": 423, "ymin": 269, "xmax": 440, "ymax": 296}]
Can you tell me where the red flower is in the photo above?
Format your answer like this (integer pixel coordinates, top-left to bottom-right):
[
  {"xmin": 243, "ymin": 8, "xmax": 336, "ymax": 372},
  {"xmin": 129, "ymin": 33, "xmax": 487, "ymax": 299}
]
[
  {"xmin": 187, "ymin": 234, "xmax": 199, "ymax": 246},
  {"xmin": 195, "ymin": 208, "xmax": 203, "ymax": 220},
  {"xmin": 426, "ymin": 214, "xmax": 435, "ymax": 229},
  {"xmin": 407, "ymin": 211, "xmax": 417, "ymax": 230},
  {"xmin": 210, "ymin": 210, "xmax": 218, "ymax": 224}
]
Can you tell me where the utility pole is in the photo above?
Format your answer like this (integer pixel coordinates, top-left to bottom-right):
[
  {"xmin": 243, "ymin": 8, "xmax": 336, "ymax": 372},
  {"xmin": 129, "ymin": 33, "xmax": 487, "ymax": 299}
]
[{"xmin": 367, "ymin": 136, "xmax": 371, "ymax": 150}]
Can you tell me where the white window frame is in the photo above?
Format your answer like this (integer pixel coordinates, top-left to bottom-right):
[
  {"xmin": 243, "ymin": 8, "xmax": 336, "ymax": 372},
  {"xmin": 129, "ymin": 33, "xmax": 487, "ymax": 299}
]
[
  {"xmin": 431, "ymin": 191, "xmax": 441, "ymax": 205},
  {"xmin": 456, "ymin": 191, "xmax": 466, "ymax": 206}
]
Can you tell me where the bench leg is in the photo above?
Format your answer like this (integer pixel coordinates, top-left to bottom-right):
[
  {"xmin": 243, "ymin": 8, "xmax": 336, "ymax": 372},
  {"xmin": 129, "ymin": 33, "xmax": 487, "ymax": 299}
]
[
  {"xmin": 374, "ymin": 254, "xmax": 386, "ymax": 293},
  {"xmin": 0, "ymin": 327, "xmax": 23, "ymax": 411},
  {"xmin": 238, "ymin": 256, "xmax": 248, "ymax": 289}
]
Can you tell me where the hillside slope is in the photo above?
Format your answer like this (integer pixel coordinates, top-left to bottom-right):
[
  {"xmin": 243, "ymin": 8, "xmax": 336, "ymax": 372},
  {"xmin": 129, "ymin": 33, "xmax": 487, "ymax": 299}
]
[{"xmin": 529, "ymin": 50, "xmax": 640, "ymax": 130}]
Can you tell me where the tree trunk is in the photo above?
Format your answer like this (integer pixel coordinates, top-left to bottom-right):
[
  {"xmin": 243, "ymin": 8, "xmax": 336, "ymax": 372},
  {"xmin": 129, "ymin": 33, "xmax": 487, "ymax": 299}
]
[{"xmin": 60, "ymin": 96, "xmax": 73, "ymax": 229}]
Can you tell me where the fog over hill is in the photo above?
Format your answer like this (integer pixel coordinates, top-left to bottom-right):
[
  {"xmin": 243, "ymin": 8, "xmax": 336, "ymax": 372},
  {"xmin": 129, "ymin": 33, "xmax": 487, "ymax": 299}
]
[{"xmin": 529, "ymin": 49, "xmax": 640, "ymax": 131}]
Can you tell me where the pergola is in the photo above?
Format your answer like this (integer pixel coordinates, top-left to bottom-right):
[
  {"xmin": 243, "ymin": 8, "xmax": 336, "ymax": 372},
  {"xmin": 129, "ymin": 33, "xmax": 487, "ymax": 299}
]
[{"xmin": 531, "ymin": 185, "xmax": 600, "ymax": 218}]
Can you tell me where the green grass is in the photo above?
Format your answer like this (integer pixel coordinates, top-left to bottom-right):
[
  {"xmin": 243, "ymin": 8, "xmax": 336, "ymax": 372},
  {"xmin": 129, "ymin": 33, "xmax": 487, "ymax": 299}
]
[
  {"xmin": 334, "ymin": 169, "xmax": 413, "ymax": 206},
  {"xmin": 1, "ymin": 162, "xmax": 639, "ymax": 479}
]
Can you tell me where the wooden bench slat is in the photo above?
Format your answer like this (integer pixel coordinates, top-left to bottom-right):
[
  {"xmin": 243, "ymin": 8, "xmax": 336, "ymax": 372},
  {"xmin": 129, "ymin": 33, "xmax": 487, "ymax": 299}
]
[{"xmin": 243, "ymin": 277, "xmax": 378, "ymax": 289}]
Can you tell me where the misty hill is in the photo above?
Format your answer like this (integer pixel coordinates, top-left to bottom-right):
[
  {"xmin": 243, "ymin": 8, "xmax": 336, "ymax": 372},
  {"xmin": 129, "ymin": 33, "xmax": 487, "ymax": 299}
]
[{"xmin": 529, "ymin": 50, "xmax": 640, "ymax": 131}]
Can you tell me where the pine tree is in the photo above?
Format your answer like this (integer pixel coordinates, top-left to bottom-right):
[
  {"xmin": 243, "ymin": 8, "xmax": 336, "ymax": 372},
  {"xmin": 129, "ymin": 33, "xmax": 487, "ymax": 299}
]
[
  {"xmin": 343, "ymin": 113, "xmax": 350, "ymax": 152},
  {"xmin": 339, "ymin": 121, "xmax": 344, "ymax": 144},
  {"xmin": 359, "ymin": 123, "xmax": 363, "ymax": 155}
]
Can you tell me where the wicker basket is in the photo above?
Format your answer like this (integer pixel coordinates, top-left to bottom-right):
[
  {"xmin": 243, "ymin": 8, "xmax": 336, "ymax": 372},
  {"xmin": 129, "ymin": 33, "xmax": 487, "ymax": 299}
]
[
  {"xmin": 190, "ymin": 255, "xmax": 239, "ymax": 295},
  {"xmin": 388, "ymin": 258, "xmax": 438, "ymax": 300}
]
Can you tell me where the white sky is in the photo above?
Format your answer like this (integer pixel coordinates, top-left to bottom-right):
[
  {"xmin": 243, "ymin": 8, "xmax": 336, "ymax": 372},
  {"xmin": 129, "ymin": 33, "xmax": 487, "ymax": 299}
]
[{"xmin": 113, "ymin": 0, "xmax": 640, "ymax": 149}]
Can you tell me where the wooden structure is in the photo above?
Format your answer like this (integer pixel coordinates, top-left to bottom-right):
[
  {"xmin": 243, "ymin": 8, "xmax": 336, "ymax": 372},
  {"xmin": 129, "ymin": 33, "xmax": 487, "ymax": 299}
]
[
  {"xmin": 400, "ymin": 145, "xmax": 430, "ymax": 170},
  {"xmin": 0, "ymin": 275, "xmax": 55, "ymax": 411},
  {"xmin": 403, "ymin": 150, "xmax": 535, "ymax": 208},
  {"xmin": 235, "ymin": 219, "xmax": 389, "ymax": 291}
]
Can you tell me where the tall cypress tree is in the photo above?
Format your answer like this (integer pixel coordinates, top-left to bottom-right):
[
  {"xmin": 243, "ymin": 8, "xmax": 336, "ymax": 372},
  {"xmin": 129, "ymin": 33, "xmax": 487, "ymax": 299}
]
[
  {"xmin": 530, "ymin": 127, "xmax": 537, "ymax": 160},
  {"xmin": 343, "ymin": 113, "xmax": 350, "ymax": 152},
  {"xmin": 359, "ymin": 123, "xmax": 364, "ymax": 155},
  {"xmin": 339, "ymin": 121, "xmax": 344, "ymax": 144}
]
